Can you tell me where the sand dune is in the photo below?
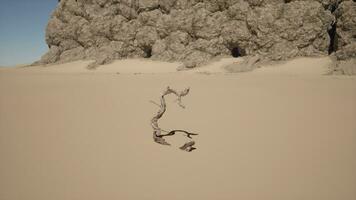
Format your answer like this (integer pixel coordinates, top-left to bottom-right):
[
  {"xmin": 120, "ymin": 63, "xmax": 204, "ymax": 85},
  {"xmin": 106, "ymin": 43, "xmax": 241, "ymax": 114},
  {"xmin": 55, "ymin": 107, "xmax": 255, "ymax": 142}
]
[
  {"xmin": 0, "ymin": 57, "xmax": 355, "ymax": 200},
  {"xmin": 10, "ymin": 56, "xmax": 334, "ymax": 76}
]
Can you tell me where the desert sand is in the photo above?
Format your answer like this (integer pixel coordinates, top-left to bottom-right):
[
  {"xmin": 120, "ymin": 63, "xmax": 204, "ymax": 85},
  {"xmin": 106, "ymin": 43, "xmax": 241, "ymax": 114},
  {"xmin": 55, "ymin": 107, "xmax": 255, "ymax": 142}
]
[{"xmin": 0, "ymin": 57, "xmax": 356, "ymax": 200}]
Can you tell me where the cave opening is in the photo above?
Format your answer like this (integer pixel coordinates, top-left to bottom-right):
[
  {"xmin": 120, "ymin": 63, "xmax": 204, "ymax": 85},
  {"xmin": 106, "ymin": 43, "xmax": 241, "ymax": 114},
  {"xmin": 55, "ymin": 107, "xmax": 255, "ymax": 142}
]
[
  {"xmin": 328, "ymin": 22, "xmax": 338, "ymax": 54},
  {"xmin": 329, "ymin": 3, "xmax": 337, "ymax": 12},
  {"xmin": 325, "ymin": 1, "xmax": 339, "ymax": 55},
  {"xmin": 143, "ymin": 46, "xmax": 152, "ymax": 58},
  {"xmin": 231, "ymin": 46, "xmax": 246, "ymax": 58}
]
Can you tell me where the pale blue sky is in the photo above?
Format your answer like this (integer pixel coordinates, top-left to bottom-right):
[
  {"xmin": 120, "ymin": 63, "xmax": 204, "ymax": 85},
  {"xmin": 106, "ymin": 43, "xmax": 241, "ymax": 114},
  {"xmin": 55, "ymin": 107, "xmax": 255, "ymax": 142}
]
[{"xmin": 0, "ymin": 0, "xmax": 58, "ymax": 66}]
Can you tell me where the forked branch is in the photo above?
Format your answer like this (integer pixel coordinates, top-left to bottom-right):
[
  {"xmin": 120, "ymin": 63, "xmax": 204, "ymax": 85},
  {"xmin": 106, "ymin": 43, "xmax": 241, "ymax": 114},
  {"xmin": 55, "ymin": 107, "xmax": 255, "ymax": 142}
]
[{"xmin": 150, "ymin": 87, "xmax": 198, "ymax": 152}]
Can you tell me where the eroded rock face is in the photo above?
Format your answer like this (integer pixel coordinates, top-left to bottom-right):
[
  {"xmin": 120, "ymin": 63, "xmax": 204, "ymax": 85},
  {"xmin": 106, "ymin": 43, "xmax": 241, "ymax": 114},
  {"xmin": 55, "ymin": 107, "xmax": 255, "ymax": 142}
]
[
  {"xmin": 334, "ymin": 1, "xmax": 356, "ymax": 59},
  {"xmin": 36, "ymin": 0, "xmax": 355, "ymax": 68}
]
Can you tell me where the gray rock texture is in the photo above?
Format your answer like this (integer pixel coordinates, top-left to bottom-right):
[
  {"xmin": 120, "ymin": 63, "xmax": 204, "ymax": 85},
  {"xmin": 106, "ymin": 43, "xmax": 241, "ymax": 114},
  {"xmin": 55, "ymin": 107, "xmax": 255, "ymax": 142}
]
[
  {"xmin": 35, "ymin": 0, "xmax": 356, "ymax": 69},
  {"xmin": 335, "ymin": 0, "xmax": 356, "ymax": 55},
  {"xmin": 331, "ymin": 0, "xmax": 356, "ymax": 75}
]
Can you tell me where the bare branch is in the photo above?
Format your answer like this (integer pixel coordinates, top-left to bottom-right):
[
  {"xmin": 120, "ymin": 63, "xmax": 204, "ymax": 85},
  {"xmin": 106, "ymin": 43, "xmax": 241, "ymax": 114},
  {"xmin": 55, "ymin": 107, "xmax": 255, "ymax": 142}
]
[
  {"xmin": 180, "ymin": 141, "xmax": 196, "ymax": 152},
  {"xmin": 159, "ymin": 130, "xmax": 198, "ymax": 139},
  {"xmin": 149, "ymin": 100, "xmax": 161, "ymax": 107},
  {"xmin": 150, "ymin": 87, "xmax": 197, "ymax": 151}
]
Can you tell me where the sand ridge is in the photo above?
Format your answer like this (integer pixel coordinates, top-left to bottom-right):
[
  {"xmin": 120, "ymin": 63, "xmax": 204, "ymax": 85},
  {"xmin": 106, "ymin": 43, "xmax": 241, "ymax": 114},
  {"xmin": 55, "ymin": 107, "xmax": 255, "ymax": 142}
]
[{"xmin": 3, "ymin": 56, "xmax": 335, "ymax": 76}]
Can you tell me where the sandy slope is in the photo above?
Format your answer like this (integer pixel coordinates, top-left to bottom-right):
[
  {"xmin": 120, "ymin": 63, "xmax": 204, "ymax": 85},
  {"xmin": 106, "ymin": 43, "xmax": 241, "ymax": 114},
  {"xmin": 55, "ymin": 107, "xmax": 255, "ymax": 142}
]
[
  {"xmin": 0, "ymin": 56, "xmax": 332, "ymax": 75},
  {"xmin": 0, "ymin": 57, "xmax": 355, "ymax": 200}
]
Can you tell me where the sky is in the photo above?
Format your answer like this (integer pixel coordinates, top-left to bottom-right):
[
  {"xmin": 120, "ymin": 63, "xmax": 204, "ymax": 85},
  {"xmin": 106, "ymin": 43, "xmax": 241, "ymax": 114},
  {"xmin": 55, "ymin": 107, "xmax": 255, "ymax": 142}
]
[{"xmin": 0, "ymin": 0, "xmax": 58, "ymax": 66}]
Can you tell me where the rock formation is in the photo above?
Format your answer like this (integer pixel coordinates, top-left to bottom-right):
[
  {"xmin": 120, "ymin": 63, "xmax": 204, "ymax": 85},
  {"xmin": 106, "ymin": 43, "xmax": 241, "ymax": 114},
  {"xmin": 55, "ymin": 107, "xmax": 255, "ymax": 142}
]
[
  {"xmin": 331, "ymin": 0, "xmax": 356, "ymax": 75},
  {"xmin": 35, "ymin": 0, "xmax": 356, "ymax": 70}
]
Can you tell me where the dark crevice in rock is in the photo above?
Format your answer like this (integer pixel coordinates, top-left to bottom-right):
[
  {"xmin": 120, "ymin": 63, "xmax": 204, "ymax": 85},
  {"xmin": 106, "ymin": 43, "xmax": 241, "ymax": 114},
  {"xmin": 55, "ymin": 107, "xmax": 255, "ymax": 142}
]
[
  {"xmin": 143, "ymin": 46, "xmax": 152, "ymax": 58},
  {"xmin": 74, "ymin": 38, "xmax": 85, "ymax": 48},
  {"xmin": 231, "ymin": 46, "xmax": 246, "ymax": 58},
  {"xmin": 329, "ymin": 3, "xmax": 338, "ymax": 13},
  {"xmin": 157, "ymin": 4, "xmax": 170, "ymax": 14},
  {"xmin": 327, "ymin": 1, "xmax": 339, "ymax": 55},
  {"xmin": 328, "ymin": 21, "xmax": 338, "ymax": 54}
]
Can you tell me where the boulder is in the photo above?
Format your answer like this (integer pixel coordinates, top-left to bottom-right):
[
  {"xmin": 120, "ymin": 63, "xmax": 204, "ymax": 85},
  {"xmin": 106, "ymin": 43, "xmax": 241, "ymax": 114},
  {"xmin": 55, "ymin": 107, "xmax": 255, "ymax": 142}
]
[{"xmin": 35, "ymin": 0, "xmax": 354, "ymax": 69}]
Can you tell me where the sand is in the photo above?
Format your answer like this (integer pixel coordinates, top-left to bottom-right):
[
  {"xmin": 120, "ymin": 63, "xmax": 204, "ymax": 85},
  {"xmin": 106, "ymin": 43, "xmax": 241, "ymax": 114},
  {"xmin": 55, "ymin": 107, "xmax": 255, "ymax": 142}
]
[{"xmin": 0, "ymin": 56, "xmax": 355, "ymax": 200}]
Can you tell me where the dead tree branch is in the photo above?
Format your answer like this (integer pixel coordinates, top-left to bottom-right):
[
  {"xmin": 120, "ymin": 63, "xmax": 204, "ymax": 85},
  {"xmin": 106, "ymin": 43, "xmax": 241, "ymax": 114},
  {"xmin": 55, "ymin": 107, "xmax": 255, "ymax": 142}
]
[{"xmin": 150, "ymin": 86, "xmax": 198, "ymax": 151}]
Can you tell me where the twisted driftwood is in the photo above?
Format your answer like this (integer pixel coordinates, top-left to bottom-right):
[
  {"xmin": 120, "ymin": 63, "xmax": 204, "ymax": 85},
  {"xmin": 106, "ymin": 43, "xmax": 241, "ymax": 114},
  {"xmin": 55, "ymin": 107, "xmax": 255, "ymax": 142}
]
[{"xmin": 150, "ymin": 87, "xmax": 198, "ymax": 152}]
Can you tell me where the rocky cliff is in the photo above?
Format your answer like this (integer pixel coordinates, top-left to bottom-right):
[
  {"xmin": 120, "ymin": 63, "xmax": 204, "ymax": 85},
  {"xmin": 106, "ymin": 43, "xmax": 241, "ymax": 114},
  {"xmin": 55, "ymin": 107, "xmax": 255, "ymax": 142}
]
[{"xmin": 36, "ymin": 0, "xmax": 356, "ymax": 70}]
